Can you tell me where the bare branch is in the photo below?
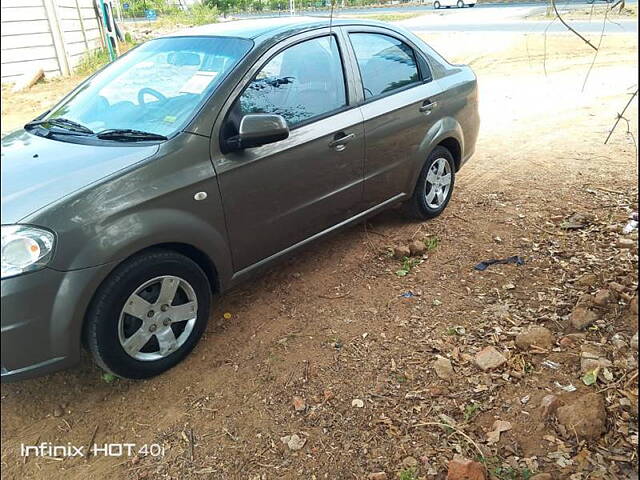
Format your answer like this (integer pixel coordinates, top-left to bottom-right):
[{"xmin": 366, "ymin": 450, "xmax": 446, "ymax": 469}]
[
  {"xmin": 551, "ymin": 0, "xmax": 598, "ymax": 50},
  {"xmin": 605, "ymin": 89, "xmax": 638, "ymax": 144}
]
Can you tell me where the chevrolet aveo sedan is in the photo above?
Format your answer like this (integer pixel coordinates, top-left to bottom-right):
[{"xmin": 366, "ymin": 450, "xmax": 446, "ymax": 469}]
[{"xmin": 1, "ymin": 17, "xmax": 479, "ymax": 381}]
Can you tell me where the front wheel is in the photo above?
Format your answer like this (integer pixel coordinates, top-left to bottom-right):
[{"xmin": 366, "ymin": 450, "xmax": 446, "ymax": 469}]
[
  {"xmin": 84, "ymin": 249, "xmax": 212, "ymax": 379},
  {"xmin": 457, "ymin": 0, "xmax": 465, "ymax": 7},
  {"xmin": 403, "ymin": 146, "xmax": 456, "ymax": 220}
]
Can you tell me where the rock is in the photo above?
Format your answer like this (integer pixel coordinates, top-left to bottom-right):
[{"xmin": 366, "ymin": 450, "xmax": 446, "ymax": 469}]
[
  {"xmin": 609, "ymin": 281, "xmax": 627, "ymax": 293},
  {"xmin": 576, "ymin": 293, "xmax": 593, "ymax": 308},
  {"xmin": 393, "ymin": 245, "xmax": 411, "ymax": 259},
  {"xmin": 611, "ymin": 333, "xmax": 627, "ymax": 349},
  {"xmin": 540, "ymin": 394, "xmax": 562, "ymax": 418},
  {"xmin": 631, "ymin": 332, "xmax": 638, "ymax": 351},
  {"xmin": 433, "ymin": 355, "xmax": 455, "ymax": 380},
  {"xmin": 474, "ymin": 346, "xmax": 507, "ymax": 371},
  {"xmin": 559, "ymin": 333, "xmax": 586, "ymax": 347},
  {"xmin": 617, "ymin": 238, "xmax": 636, "ymax": 249},
  {"xmin": 530, "ymin": 474, "xmax": 553, "ymax": 480},
  {"xmin": 593, "ymin": 289, "xmax": 612, "ymax": 307},
  {"xmin": 574, "ymin": 273, "xmax": 597, "ymax": 287},
  {"xmin": 409, "ymin": 239, "xmax": 426, "ymax": 256},
  {"xmin": 53, "ymin": 405, "xmax": 64, "ymax": 418},
  {"xmin": 292, "ymin": 396, "xmax": 306, "ymax": 412},
  {"xmin": 446, "ymin": 455, "xmax": 487, "ymax": 480},
  {"xmin": 403, "ymin": 456, "xmax": 419, "ymax": 468},
  {"xmin": 556, "ymin": 393, "xmax": 606, "ymax": 440},
  {"xmin": 11, "ymin": 67, "xmax": 44, "ymax": 93},
  {"xmin": 351, "ymin": 398, "xmax": 364, "ymax": 408},
  {"xmin": 515, "ymin": 326, "xmax": 554, "ymax": 350},
  {"xmin": 368, "ymin": 473, "xmax": 388, "ymax": 480},
  {"xmin": 570, "ymin": 306, "xmax": 600, "ymax": 330},
  {"xmin": 280, "ymin": 434, "xmax": 306, "ymax": 451},
  {"xmin": 580, "ymin": 345, "xmax": 612, "ymax": 373},
  {"xmin": 486, "ymin": 419, "xmax": 512, "ymax": 444},
  {"xmin": 630, "ymin": 294, "xmax": 638, "ymax": 316}
]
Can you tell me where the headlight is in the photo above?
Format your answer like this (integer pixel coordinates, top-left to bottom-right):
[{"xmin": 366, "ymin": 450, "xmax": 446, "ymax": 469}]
[{"xmin": 1, "ymin": 225, "xmax": 55, "ymax": 279}]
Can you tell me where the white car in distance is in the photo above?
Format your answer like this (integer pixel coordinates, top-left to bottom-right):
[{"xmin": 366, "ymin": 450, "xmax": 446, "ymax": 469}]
[{"xmin": 432, "ymin": 0, "xmax": 475, "ymax": 8}]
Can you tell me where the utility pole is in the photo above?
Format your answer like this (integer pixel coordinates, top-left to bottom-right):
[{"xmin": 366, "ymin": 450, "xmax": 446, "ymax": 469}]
[{"xmin": 289, "ymin": 0, "xmax": 295, "ymax": 15}]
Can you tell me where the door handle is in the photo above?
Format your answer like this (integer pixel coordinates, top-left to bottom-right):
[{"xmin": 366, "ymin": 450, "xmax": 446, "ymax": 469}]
[
  {"xmin": 328, "ymin": 132, "xmax": 355, "ymax": 151},
  {"xmin": 419, "ymin": 100, "xmax": 438, "ymax": 114}
]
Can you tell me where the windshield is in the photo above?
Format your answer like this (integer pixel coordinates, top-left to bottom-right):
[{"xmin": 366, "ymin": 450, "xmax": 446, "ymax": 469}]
[{"xmin": 41, "ymin": 36, "xmax": 252, "ymax": 139}]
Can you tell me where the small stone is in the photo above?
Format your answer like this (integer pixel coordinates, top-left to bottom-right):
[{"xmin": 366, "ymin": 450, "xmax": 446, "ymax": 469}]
[
  {"xmin": 570, "ymin": 306, "xmax": 600, "ymax": 330},
  {"xmin": 611, "ymin": 333, "xmax": 627, "ymax": 349},
  {"xmin": 630, "ymin": 294, "xmax": 638, "ymax": 316},
  {"xmin": 446, "ymin": 454, "xmax": 487, "ymax": 480},
  {"xmin": 53, "ymin": 405, "xmax": 64, "ymax": 418},
  {"xmin": 409, "ymin": 239, "xmax": 427, "ymax": 256},
  {"xmin": 433, "ymin": 355, "xmax": 455, "ymax": 380},
  {"xmin": 280, "ymin": 434, "xmax": 306, "ymax": 451},
  {"xmin": 474, "ymin": 346, "xmax": 507, "ymax": 371},
  {"xmin": 368, "ymin": 473, "xmax": 388, "ymax": 480},
  {"xmin": 556, "ymin": 393, "xmax": 606, "ymax": 439},
  {"xmin": 609, "ymin": 281, "xmax": 627, "ymax": 293},
  {"xmin": 403, "ymin": 456, "xmax": 419, "ymax": 468},
  {"xmin": 593, "ymin": 289, "xmax": 612, "ymax": 307},
  {"xmin": 530, "ymin": 474, "xmax": 553, "ymax": 480},
  {"xmin": 574, "ymin": 273, "xmax": 597, "ymax": 287},
  {"xmin": 580, "ymin": 345, "xmax": 612, "ymax": 373},
  {"xmin": 559, "ymin": 333, "xmax": 586, "ymax": 347},
  {"xmin": 540, "ymin": 394, "xmax": 562, "ymax": 418},
  {"xmin": 503, "ymin": 283, "xmax": 516, "ymax": 290},
  {"xmin": 292, "ymin": 396, "xmax": 306, "ymax": 412},
  {"xmin": 631, "ymin": 332, "xmax": 638, "ymax": 351},
  {"xmin": 617, "ymin": 238, "xmax": 636, "ymax": 249},
  {"xmin": 515, "ymin": 326, "xmax": 554, "ymax": 350},
  {"xmin": 323, "ymin": 389, "xmax": 334, "ymax": 401},
  {"xmin": 351, "ymin": 399, "xmax": 364, "ymax": 408},
  {"xmin": 576, "ymin": 293, "xmax": 594, "ymax": 308},
  {"xmin": 393, "ymin": 245, "xmax": 411, "ymax": 259}
]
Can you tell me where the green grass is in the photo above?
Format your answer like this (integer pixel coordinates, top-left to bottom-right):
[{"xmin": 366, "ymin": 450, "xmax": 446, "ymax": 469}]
[
  {"xmin": 157, "ymin": 4, "xmax": 218, "ymax": 27},
  {"xmin": 399, "ymin": 468, "xmax": 418, "ymax": 480},
  {"xmin": 463, "ymin": 402, "xmax": 481, "ymax": 422},
  {"xmin": 75, "ymin": 39, "xmax": 138, "ymax": 77},
  {"xmin": 479, "ymin": 456, "xmax": 534, "ymax": 480},
  {"xmin": 395, "ymin": 256, "xmax": 421, "ymax": 277},
  {"xmin": 423, "ymin": 236, "xmax": 439, "ymax": 251},
  {"xmin": 361, "ymin": 12, "xmax": 423, "ymax": 22}
]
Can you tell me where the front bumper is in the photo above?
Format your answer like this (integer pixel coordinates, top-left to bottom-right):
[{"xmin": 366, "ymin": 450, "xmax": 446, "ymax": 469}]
[{"xmin": 1, "ymin": 263, "xmax": 114, "ymax": 382}]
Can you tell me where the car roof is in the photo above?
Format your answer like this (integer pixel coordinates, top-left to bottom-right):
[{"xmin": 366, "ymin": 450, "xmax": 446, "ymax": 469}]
[{"xmin": 169, "ymin": 16, "xmax": 390, "ymax": 41}]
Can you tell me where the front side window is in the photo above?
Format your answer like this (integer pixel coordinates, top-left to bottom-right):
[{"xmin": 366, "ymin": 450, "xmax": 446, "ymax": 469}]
[
  {"xmin": 40, "ymin": 36, "xmax": 252, "ymax": 138},
  {"xmin": 349, "ymin": 33, "xmax": 420, "ymax": 100},
  {"xmin": 238, "ymin": 36, "xmax": 347, "ymax": 127}
]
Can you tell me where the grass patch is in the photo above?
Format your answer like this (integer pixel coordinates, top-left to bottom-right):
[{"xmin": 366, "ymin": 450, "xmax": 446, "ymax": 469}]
[
  {"xmin": 399, "ymin": 468, "xmax": 418, "ymax": 480},
  {"xmin": 360, "ymin": 12, "xmax": 424, "ymax": 22},
  {"xmin": 479, "ymin": 456, "xmax": 534, "ymax": 480},
  {"xmin": 156, "ymin": 4, "xmax": 218, "ymax": 27},
  {"xmin": 75, "ymin": 38, "xmax": 138, "ymax": 77}
]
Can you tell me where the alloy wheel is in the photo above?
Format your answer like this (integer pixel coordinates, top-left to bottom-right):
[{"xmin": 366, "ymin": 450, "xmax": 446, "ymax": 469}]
[
  {"xmin": 118, "ymin": 275, "xmax": 198, "ymax": 361},
  {"xmin": 424, "ymin": 157, "xmax": 452, "ymax": 209}
]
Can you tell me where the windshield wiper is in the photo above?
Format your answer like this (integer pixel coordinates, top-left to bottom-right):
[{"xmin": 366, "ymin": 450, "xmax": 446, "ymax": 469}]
[
  {"xmin": 25, "ymin": 117, "xmax": 94, "ymax": 135},
  {"xmin": 96, "ymin": 129, "xmax": 167, "ymax": 142}
]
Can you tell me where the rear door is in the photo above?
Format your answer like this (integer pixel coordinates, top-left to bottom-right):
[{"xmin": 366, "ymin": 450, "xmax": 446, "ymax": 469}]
[
  {"xmin": 212, "ymin": 30, "xmax": 365, "ymax": 272},
  {"xmin": 343, "ymin": 28, "xmax": 445, "ymax": 209}
]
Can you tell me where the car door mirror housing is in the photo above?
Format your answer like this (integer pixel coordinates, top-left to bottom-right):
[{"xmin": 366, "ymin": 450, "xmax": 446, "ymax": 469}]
[{"xmin": 227, "ymin": 114, "xmax": 289, "ymax": 151}]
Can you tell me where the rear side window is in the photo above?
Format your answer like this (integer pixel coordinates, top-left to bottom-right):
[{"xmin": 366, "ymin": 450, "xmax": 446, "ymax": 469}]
[
  {"xmin": 349, "ymin": 33, "xmax": 420, "ymax": 100},
  {"xmin": 238, "ymin": 36, "xmax": 347, "ymax": 127}
]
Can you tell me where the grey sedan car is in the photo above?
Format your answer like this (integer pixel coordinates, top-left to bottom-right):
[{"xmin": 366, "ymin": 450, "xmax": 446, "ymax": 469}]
[{"xmin": 1, "ymin": 17, "xmax": 479, "ymax": 381}]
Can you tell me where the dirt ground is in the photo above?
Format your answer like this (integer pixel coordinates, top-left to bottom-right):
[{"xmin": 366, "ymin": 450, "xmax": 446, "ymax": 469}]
[{"xmin": 1, "ymin": 29, "xmax": 638, "ymax": 480}]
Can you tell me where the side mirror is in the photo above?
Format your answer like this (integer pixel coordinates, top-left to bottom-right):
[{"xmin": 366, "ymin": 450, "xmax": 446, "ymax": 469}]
[{"xmin": 227, "ymin": 114, "xmax": 289, "ymax": 151}]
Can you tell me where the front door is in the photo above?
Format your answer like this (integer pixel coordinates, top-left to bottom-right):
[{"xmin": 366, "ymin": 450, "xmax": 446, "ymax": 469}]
[{"xmin": 213, "ymin": 34, "xmax": 365, "ymax": 271}]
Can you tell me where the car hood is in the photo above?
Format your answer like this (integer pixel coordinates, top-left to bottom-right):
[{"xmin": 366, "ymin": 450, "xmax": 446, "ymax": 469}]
[{"xmin": 1, "ymin": 130, "xmax": 159, "ymax": 223}]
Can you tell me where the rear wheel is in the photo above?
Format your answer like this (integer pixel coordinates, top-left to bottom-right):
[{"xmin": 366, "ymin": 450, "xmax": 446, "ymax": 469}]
[
  {"xmin": 433, "ymin": 1, "xmax": 441, "ymax": 8},
  {"xmin": 85, "ymin": 249, "xmax": 211, "ymax": 379},
  {"xmin": 403, "ymin": 146, "xmax": 456, "ymax": 220},
  {"xmin": 457, "ymin": 0, "xmax": 465, "ymax": 7}
]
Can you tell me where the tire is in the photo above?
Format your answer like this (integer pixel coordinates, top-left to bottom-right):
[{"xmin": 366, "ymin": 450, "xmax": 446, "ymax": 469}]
[
  {"xmin": 433, "ymin": 1, "xmax": 440, "ymax": 8},
  {"xmin": 469, "ymin": 3, "xmax": 475, "ymax": 6},
  {"xmin": 84, "ymin": 249, "xmax": 211, "ymax": 379},
  {"xmin": 403, "ymin": 146, "xmax": 456, "ymax": 220},
  {"xmin": 457, "ymin": 0, "xmax": 464, "ymax": 7}
]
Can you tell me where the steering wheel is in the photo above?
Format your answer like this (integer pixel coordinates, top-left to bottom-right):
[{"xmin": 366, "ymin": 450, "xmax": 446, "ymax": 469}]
[{"xmin": 138, "ymin": 87, "xmax": 167, "ymax": 106}]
